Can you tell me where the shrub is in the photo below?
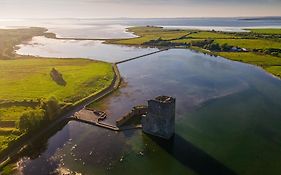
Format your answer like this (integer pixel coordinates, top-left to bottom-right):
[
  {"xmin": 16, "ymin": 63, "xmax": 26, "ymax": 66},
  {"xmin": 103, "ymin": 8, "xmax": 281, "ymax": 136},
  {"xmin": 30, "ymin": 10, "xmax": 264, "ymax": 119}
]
[{"xmin": 18, "ymin": 109, "xmax": 45, "ymax": 132}]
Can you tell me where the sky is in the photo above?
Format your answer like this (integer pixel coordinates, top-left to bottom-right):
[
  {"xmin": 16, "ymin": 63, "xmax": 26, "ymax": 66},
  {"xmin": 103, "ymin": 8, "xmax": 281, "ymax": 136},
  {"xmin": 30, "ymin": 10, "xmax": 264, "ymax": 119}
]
[{"xmin": 0, "ymin": 0, "xmax": 280, "ymax": 18}]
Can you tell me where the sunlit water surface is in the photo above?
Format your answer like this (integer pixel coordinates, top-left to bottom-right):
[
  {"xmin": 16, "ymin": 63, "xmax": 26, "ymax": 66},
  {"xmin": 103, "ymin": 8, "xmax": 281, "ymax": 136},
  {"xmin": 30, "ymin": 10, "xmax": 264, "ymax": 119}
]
[{"xmin": 16, "ymin": 36, "xmax": 158, "ymax": 62}]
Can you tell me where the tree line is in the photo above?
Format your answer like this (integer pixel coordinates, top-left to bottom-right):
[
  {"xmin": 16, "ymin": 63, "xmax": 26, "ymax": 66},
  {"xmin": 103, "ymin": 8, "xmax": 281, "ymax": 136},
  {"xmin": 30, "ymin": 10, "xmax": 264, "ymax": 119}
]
[{"xmin": 17, "ymin": 97, "xmax": 61, "ymax": 133}]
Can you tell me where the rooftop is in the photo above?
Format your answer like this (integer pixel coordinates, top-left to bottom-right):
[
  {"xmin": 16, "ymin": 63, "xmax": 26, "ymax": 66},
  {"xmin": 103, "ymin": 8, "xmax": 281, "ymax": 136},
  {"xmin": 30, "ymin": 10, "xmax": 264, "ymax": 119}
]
[{"xmin": 155, "ymin": 96, "xmax": 174, "ymax": 103}]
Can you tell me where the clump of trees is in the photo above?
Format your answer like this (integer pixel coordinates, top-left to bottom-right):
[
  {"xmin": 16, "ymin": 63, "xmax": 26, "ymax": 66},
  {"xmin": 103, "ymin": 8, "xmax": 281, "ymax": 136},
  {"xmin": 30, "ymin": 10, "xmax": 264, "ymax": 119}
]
[
  {"xmin": 253, "ymin": 48, "xmax": 281, "ymax": 57},
  {"xmin": 143, "ymin": 38, "xmax": 174, "ymax": 47},
  {"xmin": 50, "ymin": 68, "xmax": 66, "ymax": 86},
  {"xmin": 41, "ymin": 96, "xmax": 61, "ymax": 121},
  {"xmin": 18, "ymin": 109, "xmax": 45, "ymax": 132},
  {"xmin": 191, "ymin": 39, "xmax": 213, "ymax": 48},
  {"xmin": 191, "ymin": 39, "xmax": 222, "ymax": 51},
  {"xmin": 143, "ymin": 37, "xmax": 189, "ymax": 47},
  {"xmin": 191, "ymin": 38, "xmax": 280, "ymax": 57},
  {"xmin": 17, "ymin": 97, "xmax": 61, "ymax": 133},
  {"xmin": 221, "ymin": 43, "xmax": 233, "ymax": 51},
  {"xmin": 233, "ymin": 32, "xmax": 281, "ymax": 41},
  {"xmin": 191, "ymin": 40, "xmax": 247, "ymax": 52}
]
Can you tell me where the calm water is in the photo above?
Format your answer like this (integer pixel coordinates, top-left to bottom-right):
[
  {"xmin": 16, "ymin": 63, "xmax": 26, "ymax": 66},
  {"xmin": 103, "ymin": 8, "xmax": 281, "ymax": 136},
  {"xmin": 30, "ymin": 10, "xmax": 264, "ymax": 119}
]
[
  {"xmin": 16, "ymin": 49, "xmax": 281, "ymax": 175},
  {"xmin": 1, "ymin": 18, "xmax": 281, "ymax": 38},
  {"xmin": 0, "ymin": 19, "xmax": 135, "ymax": 38},
  {"xmin": 16, "ymin": 36, "xmax": 158, "ymax": 62}
]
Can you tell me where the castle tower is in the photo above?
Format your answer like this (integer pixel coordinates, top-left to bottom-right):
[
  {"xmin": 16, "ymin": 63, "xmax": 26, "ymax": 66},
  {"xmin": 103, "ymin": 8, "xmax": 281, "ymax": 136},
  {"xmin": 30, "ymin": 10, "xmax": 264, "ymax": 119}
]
[{"xmin": 142, "ymin": 96, "xmax": 175, "ymax": 139}]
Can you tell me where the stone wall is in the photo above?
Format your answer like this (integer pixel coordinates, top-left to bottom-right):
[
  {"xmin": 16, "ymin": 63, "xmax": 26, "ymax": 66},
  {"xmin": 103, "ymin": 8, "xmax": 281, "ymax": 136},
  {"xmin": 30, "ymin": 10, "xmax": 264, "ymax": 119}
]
[{"xmin": 116, "ymin": 106, "xmax": 148, "ymax": 127}]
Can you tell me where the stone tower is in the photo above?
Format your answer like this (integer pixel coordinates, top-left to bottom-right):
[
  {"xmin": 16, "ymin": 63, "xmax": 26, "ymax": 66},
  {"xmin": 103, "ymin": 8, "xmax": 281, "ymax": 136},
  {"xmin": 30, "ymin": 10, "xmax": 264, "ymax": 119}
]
[{"xmin": 142, "ymin": 96, "xmax": 175, "ymax": 139}]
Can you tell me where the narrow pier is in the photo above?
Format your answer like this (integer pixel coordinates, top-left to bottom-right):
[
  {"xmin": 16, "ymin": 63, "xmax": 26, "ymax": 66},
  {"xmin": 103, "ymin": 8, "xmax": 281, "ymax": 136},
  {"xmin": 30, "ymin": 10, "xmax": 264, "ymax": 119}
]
[
  {"xmin": 72, "ymin": 109, "xmax": 119, "ymax": 131},
  {"xmin": 71, "ymin": 117, "xmax": 120, "ymax": 131},
  {"xmin": 71, "ymin": 109, "xmax": 142, "ymax": 131},
  {"xmin": 115, "ymin": 49, "xmax": 168, "ymax": 64}
]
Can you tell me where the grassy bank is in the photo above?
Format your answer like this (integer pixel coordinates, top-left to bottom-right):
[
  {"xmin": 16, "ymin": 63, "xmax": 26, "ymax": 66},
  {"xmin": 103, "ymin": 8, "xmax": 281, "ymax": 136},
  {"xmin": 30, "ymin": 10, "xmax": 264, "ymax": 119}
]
[
  {"xmin": 0, "ymin": 28, "xmax": 115, "ymax": 154},
  {"xmin": 110, "ymin": 26, "xmax": 281, "ymax": 78},
  {"xmin": 217, "ymin": 52, "xmax": 281, "ymax": 66}
]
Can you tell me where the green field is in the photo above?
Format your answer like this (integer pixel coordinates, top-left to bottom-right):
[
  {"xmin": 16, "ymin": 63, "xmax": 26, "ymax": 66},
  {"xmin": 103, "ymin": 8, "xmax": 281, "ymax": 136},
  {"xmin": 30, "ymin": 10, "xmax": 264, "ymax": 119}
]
[
  {"xmin": 171, "ymin": 39, "xmax": 204, "ymax": 44},
  {"xmin": 188, "ymin": 31, "xmax": 237, "ymax": 39},
  {"xmin": 108, "ymin": 26, "xmax": 190, "ymax": 45},
  {"xmin": 218, "ymin": 52, "xmax": 281, "ymax": 66},
  {"xmin": 0, "ymin": 28, "xmax": 115, "ymax": 154},
  {"xmin": 215, "ymin": 39, "xmax": 281, "ymax": 50},
  {"xmin": 248, "ymin": 28, "xmax": 281, "ymax": 35},
  {"xmin": 0, "ymin": 106, "xmax": 35, "ymax": 121},
  {"xmin": 0, "ymin": 58, "xmax": 113, "ymax": 103},
  {"xmin": 109, "ymin": 26, "xmax": 238, "ymax": 45}
]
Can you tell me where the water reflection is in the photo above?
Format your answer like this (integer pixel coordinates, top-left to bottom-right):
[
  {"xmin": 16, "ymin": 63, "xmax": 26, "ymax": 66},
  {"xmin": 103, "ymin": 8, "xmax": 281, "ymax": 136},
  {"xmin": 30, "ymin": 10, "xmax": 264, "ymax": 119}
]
[
  {"xmin": 16, "ymin": 36, "xmax": 158, "ymax": 62},
  {"xmin": 92, "ymin": 49, "xmax": 251, "ymax": 124}
]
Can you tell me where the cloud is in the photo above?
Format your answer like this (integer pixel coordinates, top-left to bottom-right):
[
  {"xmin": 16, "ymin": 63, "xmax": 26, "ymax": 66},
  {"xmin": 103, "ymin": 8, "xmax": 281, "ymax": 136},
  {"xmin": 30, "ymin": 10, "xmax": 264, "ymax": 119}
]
[
  {"xmin": 79, "ymin": 0, "xmax": 281, "ymax": 4},
  {"xmin": 0, "ymin": 0, "xmax": 280, "ymax": 18}
]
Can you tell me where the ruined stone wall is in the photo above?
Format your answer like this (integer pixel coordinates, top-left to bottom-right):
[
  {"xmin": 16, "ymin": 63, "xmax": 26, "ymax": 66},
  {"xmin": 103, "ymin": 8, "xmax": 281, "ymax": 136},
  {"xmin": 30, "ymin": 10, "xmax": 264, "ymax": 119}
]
[{"xmin": 116, "ymin": 106, "xmax": 148, "ymax": 127}]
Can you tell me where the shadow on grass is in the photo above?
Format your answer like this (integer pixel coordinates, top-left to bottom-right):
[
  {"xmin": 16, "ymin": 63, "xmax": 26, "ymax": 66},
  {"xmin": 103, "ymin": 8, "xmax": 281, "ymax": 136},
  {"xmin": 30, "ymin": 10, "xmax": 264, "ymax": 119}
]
[{"xmin": 148, "ymin": 134, "xmax": 237, "ymax": 175}]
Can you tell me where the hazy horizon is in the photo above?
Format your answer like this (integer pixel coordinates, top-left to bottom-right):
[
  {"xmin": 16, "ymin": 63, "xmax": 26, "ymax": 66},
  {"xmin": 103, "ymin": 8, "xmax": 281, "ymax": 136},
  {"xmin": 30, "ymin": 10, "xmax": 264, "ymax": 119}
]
[
  {"xmin": 0, "ymin": 0, "xmax": 280, "ymax": 19},
  {"xmin": 1, "ymin": 16, "xmax": 281, "ymax": 20}
]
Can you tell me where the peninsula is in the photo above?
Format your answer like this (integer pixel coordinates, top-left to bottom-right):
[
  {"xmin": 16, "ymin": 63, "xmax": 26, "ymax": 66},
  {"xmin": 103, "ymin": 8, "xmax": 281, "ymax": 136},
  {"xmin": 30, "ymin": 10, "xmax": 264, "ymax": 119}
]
[{"xmin": 108, "ymin": 26, "xmax": 281, "ymax": 78}]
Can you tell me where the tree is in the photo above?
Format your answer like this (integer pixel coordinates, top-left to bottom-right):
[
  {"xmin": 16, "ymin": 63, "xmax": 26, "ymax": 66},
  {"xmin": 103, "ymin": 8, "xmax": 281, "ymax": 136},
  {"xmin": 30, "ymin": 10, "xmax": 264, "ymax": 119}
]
[
  {"xmin": 40, "ymin": 96, "xmax": 61, "ymax": 121},
  {"xmin": 18, "ymin": 109, "xmax": 45, "ymax": 132},
  {"xmin": 221, "ymin": 43, "xmax": 232, "ymax": 51},
  {"xmin": 206, "ymin": 43, "xmax": 221, "ymax": 51}
]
